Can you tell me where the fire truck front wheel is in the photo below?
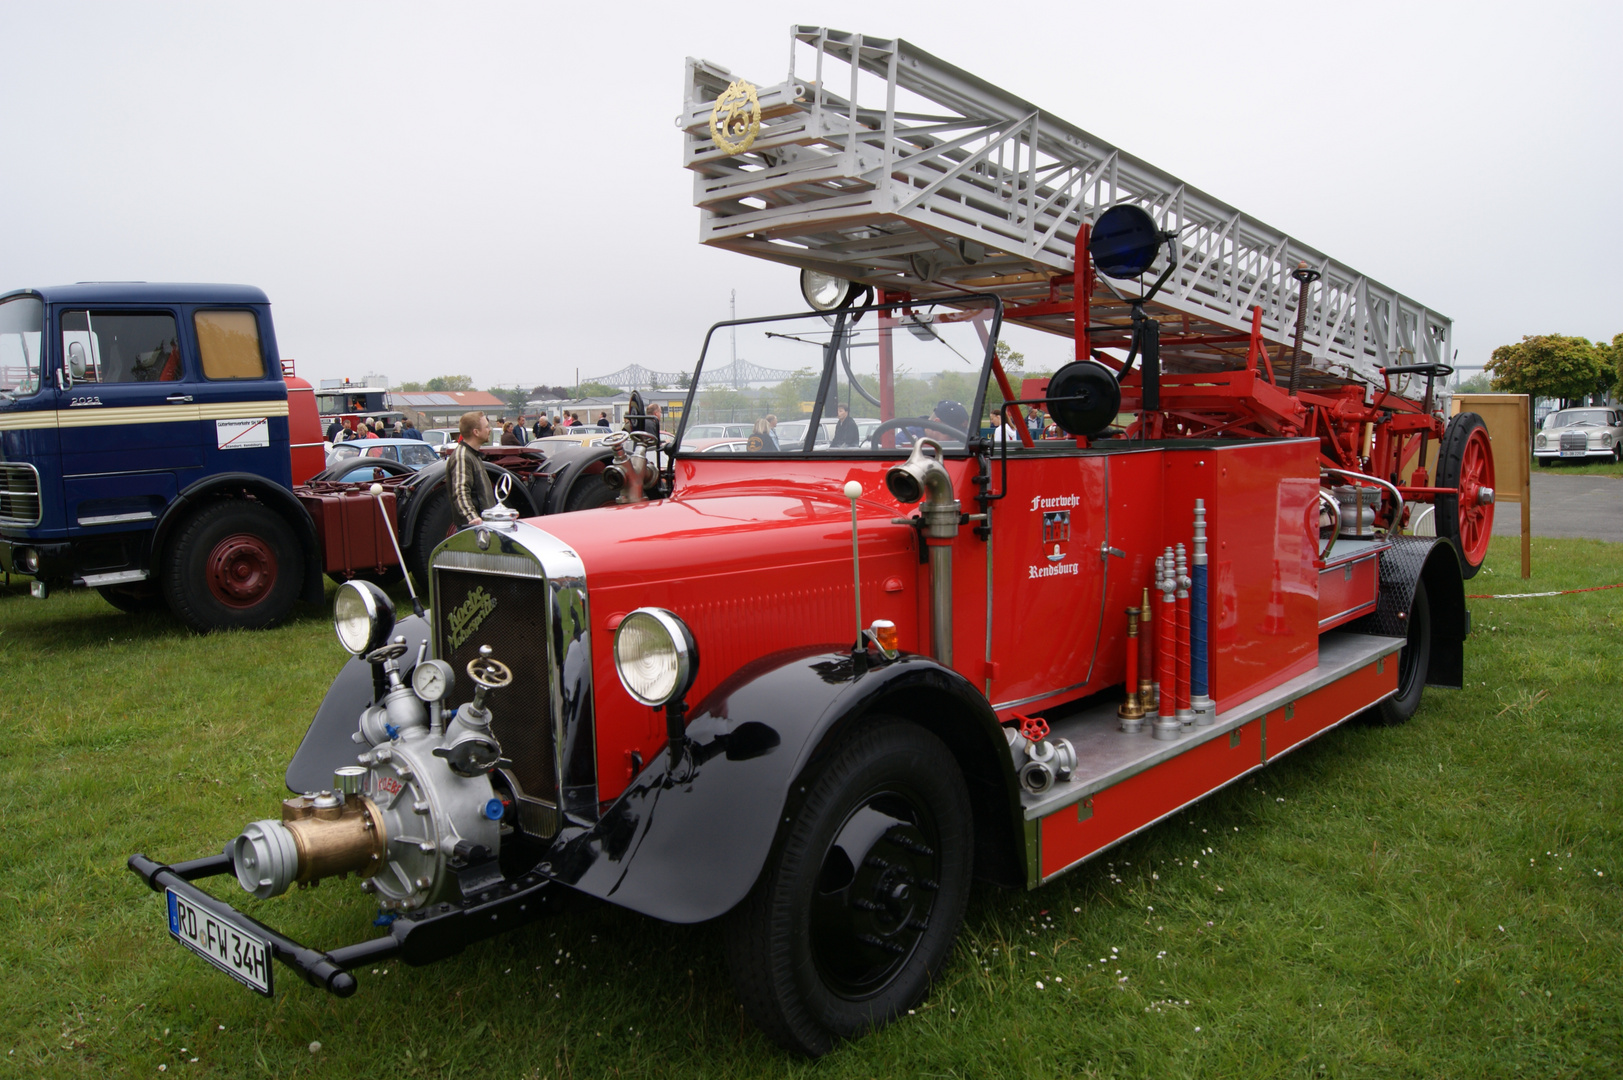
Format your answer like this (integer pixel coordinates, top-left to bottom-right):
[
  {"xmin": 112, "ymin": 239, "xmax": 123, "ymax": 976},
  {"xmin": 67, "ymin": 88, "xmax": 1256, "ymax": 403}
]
[
  {"xmin": 1367, "ymin": 578, "xmax": 1431, "ymax": 726},
  {"xmin": 162, "ymin": 500, "xmax": 304, "ymax": 632},
  {"xmin": 725, "ymin": 718, "xmax": 972, "ymax": 1057}
]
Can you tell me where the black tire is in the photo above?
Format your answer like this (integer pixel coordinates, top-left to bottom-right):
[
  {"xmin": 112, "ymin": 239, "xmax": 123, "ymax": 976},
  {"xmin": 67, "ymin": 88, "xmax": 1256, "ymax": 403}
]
[
  {"xmin": 96, "ymin": 581, "xmax": 166, "ymax": 614},
  {"xmin": 1536, "ymin": 456, "xmax": 1550, "ymax": 467},
  {"xmin": 1366, "ymin": 578, "xmax": 1431, "ymax": 726},
  {"xmin": 161, "ymin": 500, "xmax": 304, "ymax": 632},
  {"xmin": 725, "ymin": 719, "xmax": 972, "ymax": 1057},
  {"xmin": 1434, "ymin": 412, "xmax": 1495, "ymax": 579},
  {"xmin": 408, "ymin": 490, "xmax": 456, "ymax": 592},
  {"xmin": 562, "ymin": 470, "xmax": 618, "ymax": 512}
]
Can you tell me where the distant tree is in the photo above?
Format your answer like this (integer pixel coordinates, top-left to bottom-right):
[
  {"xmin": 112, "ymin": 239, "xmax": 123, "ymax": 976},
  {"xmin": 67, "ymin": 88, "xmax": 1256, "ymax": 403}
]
[
  {"xmin": 425, "ymin": 374, "xmax": 475, "ymax": 392},
  {"xmin": 396, "ymin": 380, "xmax": 425, "ymax": 392},
  {"xmin": 1486, "ymin": 335, "xmax": 1604, "ymax": 404},
  {"xmin": 994, "ymin": 339, "xmax": 1024, "ymax": 373},
  {"xmin": 573, "ymin": 381, "xmax": 625, "ymax": 398},
  {"xmin": 488, "ymin": 386, "xmax": 530, "ymax": 413},
  {"xmin": 1453, "ymin": 371, "xmax": 1494, "ymax": 395},
  {"xmin": 770, "ymin": 369, "xmax": 822, "ymax": 417},
  {"xmin": 1597, "ymin": 333, "xmax": 1623, "ymax": 395},
  {"xmin": 676, "ymin": 372, "xmax": 692, "ymax": 390}
]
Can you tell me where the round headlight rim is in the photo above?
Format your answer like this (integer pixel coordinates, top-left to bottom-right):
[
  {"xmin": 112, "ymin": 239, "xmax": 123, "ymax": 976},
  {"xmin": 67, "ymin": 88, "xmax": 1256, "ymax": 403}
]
[
  {"xmin": 800, "ymin": 268, "xmax": 860, "ymax": 313},
  {"xmin": 613, "ymin": 607, "xmax": 698, "ymax": 708},
  {"xmin": 333, "ymin": 579, "xmax": 396, "ymax": 657}
]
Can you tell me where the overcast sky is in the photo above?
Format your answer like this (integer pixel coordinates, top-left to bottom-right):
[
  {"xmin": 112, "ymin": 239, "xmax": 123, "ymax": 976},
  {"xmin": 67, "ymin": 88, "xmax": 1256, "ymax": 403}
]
[{"xmin": 3, "ymin": 2, "xmax": 1618, "ymax": 392}]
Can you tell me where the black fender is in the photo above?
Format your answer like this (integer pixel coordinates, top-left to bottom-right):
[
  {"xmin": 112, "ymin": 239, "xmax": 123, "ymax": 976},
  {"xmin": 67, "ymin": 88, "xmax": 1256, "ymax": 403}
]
[
  {"xmin": 285, "ymin": 613, "xmax": 432, "ymax": 792},
  {"xmin": 542, "ymin": 646, "xmax": 1024, "ymax": 924},
  {"xmin": 1346, "ymin": 535, "xmax": 1468, "ymax": 689},
  {"xmin": 155, "ymin": 472, "xmax": 324, "ymax": 605},
  {"xmin": 532, "ymin": 442, "xmax": 617, "ymax": 515},
  {"xmin": 394, "ymin": 461, "xmax": 542, "ymax": 548}
]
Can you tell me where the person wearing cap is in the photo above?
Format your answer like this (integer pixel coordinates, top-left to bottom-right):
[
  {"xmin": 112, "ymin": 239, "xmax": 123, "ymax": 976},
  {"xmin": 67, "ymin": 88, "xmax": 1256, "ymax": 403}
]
[{"xmin": 930, "ymin": 400, "xmax": 970, "ymax": 439}]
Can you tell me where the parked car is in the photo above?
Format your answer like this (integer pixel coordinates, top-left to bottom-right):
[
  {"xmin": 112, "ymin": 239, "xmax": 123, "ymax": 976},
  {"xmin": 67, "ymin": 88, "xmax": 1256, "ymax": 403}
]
[
  {"xmin": 775, "ymin": 416, "xmax": 881, "ymax": 449},
  {"xmin": 534, "ymin": 431, "xmax": 616, "ymax": 449},
  {"xmin": 681, "ymin": 437, "xmax": 752, "ymax": 453},
  {"xmin": 1533, "ymin": 407, "xmax": 1623, "ymax": 465},
  {"xmin": 682, "ymin": 422, "xmax": 755, "ymax": 441},
  {"xmin": 321, "ymin": 438, "xmax": 442, "ymax": 482},
  {"xmin": 420, "ymin": 428, "xmax": 459, "ymax": 455}
]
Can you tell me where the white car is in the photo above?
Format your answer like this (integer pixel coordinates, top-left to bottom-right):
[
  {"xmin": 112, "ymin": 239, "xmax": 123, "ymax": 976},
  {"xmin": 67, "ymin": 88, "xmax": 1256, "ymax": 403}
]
[
  {"xmin": 1533, "ymin": 407, "xmax": 1623, "ymax": 465},
  {"xmin": 775, "ymin": 416, "xmax": 881, "ymax": 449}
]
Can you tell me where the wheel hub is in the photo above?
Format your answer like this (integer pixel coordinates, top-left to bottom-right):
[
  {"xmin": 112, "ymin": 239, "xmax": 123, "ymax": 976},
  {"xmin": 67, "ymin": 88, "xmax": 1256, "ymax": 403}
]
[
  {"xmin": 810, "ymin": 799, "xmax": 940, "ymax": 998},
  {"xmin": 207, "ymin": 534, "xmax": 278, "ymax": 608}
]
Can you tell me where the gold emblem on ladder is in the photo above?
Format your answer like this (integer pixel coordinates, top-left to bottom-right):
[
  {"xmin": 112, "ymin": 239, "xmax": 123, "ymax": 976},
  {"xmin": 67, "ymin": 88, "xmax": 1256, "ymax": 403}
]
[{"xmin": 709, "ymin": 79, "xmax": 761, "ymax": 155}]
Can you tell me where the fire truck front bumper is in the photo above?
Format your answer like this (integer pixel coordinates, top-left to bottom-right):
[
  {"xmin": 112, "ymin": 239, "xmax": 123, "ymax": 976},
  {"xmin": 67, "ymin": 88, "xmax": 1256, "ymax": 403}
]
[
  {"xmin": 127, "ymin": 850, "xmax": 558, "ymax": 997},
  {"xmin": 0, "ymin": 536, "xmax": 73, "ymax": 586}
]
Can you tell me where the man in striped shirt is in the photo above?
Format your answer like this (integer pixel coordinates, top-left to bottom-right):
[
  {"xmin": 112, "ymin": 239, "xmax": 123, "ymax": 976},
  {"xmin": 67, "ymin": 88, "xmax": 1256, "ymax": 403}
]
[{"xmin": 449, "ymin": 411, "xmax": 495, "ymax": 528}]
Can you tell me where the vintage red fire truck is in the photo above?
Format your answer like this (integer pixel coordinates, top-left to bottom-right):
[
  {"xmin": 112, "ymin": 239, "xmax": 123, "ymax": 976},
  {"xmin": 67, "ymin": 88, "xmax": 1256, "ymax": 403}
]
[{"xmin": 129, "ymin": 28, "xmax": 1486, "ymax": 1057}]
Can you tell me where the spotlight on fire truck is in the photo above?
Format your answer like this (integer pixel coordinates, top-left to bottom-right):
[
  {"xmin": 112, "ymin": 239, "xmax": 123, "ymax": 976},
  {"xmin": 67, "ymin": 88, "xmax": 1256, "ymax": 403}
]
[
  {"xmin": 332, "ymin": 580, "xmax": 396, "ymax": 656},
  {"xmin": 1045, "ymin": 360, "xmax": 1122, "ymax": 438},
  {"xmin": 1089, "ymin": 204, "xmax": 1167, "ymax": 279},
  {"xmin": 800, "ymin": 268, "xmax": 861, "ymax": 312}
]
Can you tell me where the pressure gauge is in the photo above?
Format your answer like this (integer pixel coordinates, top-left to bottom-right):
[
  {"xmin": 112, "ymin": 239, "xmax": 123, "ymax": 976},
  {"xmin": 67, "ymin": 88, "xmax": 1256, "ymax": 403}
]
[{"xmin": 411, "ymin": 659, "xmax": 455, "ymax": 703}]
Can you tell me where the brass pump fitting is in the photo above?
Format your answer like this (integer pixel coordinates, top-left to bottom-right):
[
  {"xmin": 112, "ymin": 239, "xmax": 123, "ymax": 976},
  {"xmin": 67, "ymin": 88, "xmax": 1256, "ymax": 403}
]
[{"xmin": 233, "ymin": 792, "xmax": 387, "ymax": 899}]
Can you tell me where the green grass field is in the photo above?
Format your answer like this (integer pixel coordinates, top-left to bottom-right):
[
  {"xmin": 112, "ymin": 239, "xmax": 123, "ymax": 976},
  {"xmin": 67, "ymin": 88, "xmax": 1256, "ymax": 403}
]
[{"xmin": 1, "ymin": 535, "xmax": 1619, "ymax": 1078}]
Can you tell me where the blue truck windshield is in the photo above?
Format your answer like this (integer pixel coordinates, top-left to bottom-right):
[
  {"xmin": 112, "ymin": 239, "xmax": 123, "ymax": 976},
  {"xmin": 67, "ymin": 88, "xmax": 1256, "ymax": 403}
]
[{"xmin": 0, "ymin": 296, "xmax": 44, "ymax": 397}]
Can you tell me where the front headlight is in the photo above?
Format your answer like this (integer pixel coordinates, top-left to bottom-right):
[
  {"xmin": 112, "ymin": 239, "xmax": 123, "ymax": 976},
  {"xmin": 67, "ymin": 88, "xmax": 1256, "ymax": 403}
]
[
  {"xmin": 1604, "ymin": 433, "xmax": 1614, "ymax": 448},
  {"xmin": 1535, "ymin": 434, "xmax": 1546, "ymax": 448},
  {"xmin": 614, "ymin": 608, "xmax": 698, "ymax": 707},
  {"xmin": 334, "ymin": 580, "xmax": 396, "ymax": 655}
]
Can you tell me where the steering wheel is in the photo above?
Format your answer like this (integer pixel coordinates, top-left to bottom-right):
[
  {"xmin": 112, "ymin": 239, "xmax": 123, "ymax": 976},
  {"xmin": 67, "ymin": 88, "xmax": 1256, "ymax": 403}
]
[{"xmin": 864, "ymin": 416, "xmax": 968, "ymax": 449}]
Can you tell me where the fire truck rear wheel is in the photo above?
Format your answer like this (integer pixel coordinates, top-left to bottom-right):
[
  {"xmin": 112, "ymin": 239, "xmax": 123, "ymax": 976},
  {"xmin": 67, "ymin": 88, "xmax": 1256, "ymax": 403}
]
[
  {"xmin": 1435, "ymin": 413, "xmax": 1494, "ymax": 579},
  {"xmin": 1366, "ymin": 578, "xmax": 1431, "ymax": 726},
  {"xmin": 725, "ymin": 718, "xmax": 972, "ymax": 1057},
  {"xmin": 163, "ymin": 500, "xmax": 303, "ymax": 632}
]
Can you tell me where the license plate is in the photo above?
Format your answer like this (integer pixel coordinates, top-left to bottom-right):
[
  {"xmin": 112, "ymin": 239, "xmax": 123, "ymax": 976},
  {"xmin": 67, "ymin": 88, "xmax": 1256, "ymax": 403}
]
[
  {"xmin": 1560, "ymin": 449, "xmax": 1585, "ymax": 457},
  {"xmin": 166, "ymin": 889, "xmax": 273, "ymax": 995}
]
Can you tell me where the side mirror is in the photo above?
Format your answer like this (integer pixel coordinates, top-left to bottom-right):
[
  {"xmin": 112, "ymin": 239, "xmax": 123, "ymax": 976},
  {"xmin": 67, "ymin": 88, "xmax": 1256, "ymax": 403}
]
[
  {"xmin": 1045, "ymin": 360, "xmax": 1121, "ymax": 437},
  {"xmin": 67, "ymin": 341, "xmax": 88, "ymax": 381}
]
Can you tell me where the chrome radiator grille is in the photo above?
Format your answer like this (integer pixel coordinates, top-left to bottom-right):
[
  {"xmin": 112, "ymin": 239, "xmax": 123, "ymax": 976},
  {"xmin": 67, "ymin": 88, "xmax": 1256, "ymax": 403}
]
[
  {"xmin": 1560, "ymin": 432, "xmax": 1588, "ymax": 453},
  {"xmin": 0, "ymin": 464, "xmax": 41, "ymax": 526},
  {"xmin": 433, "ymin": 564, "xmax": 558, "ymax": 811}
]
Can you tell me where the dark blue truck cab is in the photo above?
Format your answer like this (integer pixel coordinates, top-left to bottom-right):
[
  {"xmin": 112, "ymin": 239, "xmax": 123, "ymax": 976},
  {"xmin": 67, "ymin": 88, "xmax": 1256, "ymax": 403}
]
[{"xmin": 0, "ymin": 283, "xmax": 323, "ymax": 630}]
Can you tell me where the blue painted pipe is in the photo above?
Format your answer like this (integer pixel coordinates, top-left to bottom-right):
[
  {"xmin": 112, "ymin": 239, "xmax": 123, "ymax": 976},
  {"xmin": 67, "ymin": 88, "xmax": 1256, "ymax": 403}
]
[{"xmin": 1191, "ymin": 562, "xmax": 1209, "ymax": 699}]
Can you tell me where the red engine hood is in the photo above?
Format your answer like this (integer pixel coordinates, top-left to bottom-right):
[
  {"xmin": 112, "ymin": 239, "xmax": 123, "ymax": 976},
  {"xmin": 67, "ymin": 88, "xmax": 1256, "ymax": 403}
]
[{"xmin": 528, "ymin": 462, "xmax": 935, "ymax": 588}]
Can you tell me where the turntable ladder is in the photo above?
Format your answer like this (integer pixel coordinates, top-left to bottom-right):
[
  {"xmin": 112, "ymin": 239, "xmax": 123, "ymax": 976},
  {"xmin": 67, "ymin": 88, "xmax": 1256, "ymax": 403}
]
[{"xmin": 681, "ymin": 27, "xmax": 1450, "ymax": 399}]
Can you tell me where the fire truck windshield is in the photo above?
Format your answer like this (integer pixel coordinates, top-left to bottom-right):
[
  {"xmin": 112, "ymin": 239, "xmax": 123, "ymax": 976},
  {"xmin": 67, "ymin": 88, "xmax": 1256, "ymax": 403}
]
[
  {"xmin": 679, "ymin": 296, "xmax": 1003, "ymax": 453},
  {"xmin": 0, "ymin": 296, "xmax": 44, "ymax": 398}
]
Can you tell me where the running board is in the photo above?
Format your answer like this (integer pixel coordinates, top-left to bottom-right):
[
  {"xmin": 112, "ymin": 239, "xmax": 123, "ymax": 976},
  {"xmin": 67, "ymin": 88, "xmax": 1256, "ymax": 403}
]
[{"xmin": 1023, "ymin": 631, "xmax": 1402, "ymax": 886}]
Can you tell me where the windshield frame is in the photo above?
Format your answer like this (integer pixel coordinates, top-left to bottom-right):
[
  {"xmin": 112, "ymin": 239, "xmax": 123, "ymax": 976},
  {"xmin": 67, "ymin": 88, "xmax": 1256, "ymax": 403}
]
[
  {"xmin": 0, "ymin": 293, "xmax": 46, "ymax": 399},
  {"xmin": 676, "ymin": 294, "xmax": 1004, "ymax": 456}
]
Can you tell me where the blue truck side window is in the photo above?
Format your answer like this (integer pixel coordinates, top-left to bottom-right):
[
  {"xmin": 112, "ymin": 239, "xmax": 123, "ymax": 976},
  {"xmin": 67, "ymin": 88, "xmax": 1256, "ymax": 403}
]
[
  {"xmin": 60, "ymin": 310, "xmax": 182, "ymax": 383},
  {"xmin": 195, "ymin": 310, "xmax": 265, "ymax": 380}
]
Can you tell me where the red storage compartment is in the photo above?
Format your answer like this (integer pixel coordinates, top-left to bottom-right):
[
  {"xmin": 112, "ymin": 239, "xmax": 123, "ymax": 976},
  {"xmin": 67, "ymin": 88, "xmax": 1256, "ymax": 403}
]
[{"xmin": 298, "ymin": 488, "xmax": 400, "ymax": 575}]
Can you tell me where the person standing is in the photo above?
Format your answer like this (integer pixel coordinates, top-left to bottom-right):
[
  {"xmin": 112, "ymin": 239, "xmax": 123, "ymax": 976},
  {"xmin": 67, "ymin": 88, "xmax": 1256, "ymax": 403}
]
[
  {"xmin": 597, "ymin": 412, "xmax": 610, "ymax": 430},
  {"xmin": 448, "ymin": 411, "xmax": 496, "ymax": 529},
  {"xmin": 401, "ymin": 418, "xmax": 424, "ymax": 440},
  {"xmin": 830, "ymin": 403, "xmax": 860, "ymax": 448}
]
